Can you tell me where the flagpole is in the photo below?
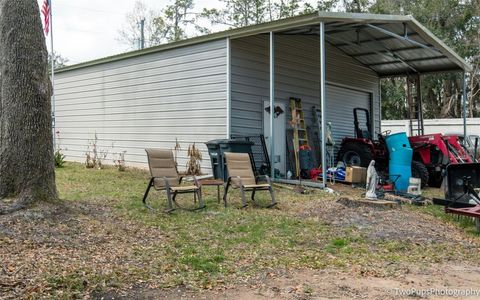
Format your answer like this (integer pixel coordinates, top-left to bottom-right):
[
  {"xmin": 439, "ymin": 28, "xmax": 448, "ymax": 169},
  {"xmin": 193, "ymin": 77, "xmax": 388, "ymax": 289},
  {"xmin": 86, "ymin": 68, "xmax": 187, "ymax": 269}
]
[{"xmin": 49, "ymin": 0, "xmax": 56, "ymax": 151}]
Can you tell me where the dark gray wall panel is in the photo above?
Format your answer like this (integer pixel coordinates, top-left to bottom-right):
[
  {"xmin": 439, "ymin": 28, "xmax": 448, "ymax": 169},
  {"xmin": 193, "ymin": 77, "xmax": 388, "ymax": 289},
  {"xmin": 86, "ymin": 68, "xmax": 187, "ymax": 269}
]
[{"xmin": 230, "ymin": 34, "xmax": 380, "ymax": 161}]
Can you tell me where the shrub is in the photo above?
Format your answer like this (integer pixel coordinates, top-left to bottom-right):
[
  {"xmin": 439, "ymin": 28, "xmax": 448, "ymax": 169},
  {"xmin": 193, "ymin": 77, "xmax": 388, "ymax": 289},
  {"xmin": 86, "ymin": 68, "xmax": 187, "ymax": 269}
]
[
  {"xmin": 114, "ymin": 151, "xmax": 127, "ymax": 171},
  {"xmin": 54, "ymin": 149, "xmax": 66, "ymax": 168}
]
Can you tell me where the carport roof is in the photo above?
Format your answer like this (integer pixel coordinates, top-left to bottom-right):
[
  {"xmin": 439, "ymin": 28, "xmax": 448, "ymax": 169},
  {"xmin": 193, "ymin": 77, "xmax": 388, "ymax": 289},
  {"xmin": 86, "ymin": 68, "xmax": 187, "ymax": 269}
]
[{"xmin": 58, "ymin": 12, "xmax": 472, "ymax": 76}]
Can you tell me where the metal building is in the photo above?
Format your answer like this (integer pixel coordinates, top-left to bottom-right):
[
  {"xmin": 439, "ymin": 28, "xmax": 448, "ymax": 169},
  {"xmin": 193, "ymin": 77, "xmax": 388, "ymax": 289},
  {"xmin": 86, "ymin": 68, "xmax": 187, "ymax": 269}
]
[{"xmin": 54, "ymin": 12, "xmax": 472, "ymax": 187}]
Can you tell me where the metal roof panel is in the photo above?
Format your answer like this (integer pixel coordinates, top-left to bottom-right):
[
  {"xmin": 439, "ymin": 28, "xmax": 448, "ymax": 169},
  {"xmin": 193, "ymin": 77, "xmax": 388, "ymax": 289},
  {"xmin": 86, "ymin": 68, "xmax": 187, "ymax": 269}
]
[{"xmin": 56, "ymin": 12, "xmax": 472, "ymax": 75}]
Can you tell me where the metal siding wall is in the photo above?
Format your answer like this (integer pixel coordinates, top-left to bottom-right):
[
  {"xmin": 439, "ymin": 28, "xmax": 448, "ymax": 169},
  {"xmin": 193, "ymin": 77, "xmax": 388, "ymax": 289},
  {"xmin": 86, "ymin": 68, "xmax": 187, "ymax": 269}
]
[
  {"xmin": 230, "ymin": 36, "xmax": 268, "ymax": 136},
  {"xmin": 55, "ymin": 39, "xmax": 228, "ymax": 170},
  {"xmin": 325, "ymin": 86, "xmax": 371, "ymax": 146},
  {"xmin": 230, "ymin": 35, "xmax": 380, "ymax": 142}
]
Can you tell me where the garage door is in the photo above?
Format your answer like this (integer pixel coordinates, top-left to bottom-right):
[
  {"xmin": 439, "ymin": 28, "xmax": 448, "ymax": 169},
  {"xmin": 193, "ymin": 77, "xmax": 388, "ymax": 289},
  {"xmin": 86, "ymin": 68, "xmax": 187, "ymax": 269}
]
[{"xmin": 325, "ymin": 84, "xmax": 372, "ymax": 151}]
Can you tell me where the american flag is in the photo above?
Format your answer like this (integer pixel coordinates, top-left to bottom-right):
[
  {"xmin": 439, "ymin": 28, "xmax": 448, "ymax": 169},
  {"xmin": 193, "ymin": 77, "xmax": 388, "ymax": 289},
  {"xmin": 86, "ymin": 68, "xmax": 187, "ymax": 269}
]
[{"xmin": 41, "ymin": 0, "xmax": 51, "ymax": 35}]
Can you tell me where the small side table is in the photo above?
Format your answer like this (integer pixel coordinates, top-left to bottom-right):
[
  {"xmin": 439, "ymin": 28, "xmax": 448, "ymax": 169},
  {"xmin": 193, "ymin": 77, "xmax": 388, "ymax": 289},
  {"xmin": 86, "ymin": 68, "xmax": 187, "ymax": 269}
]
[{"xmin": 199, "ymin": 179, "xmax": 224, "ymax": 203}]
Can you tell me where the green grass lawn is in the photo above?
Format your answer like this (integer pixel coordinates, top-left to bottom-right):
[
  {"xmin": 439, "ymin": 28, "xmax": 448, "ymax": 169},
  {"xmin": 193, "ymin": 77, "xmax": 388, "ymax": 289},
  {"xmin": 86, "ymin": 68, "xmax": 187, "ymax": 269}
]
[
  {"xmin": 16, "ymin": 162, "xmax": 474, "ymax": 297},
  {"xmin": 415, "ymin": 187, "xmax": 480, "ymax": 235}
]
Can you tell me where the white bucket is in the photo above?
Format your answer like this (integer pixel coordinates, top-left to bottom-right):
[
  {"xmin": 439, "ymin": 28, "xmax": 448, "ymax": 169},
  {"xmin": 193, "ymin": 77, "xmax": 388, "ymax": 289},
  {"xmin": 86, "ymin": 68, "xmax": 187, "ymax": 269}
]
[{"xmin": 407, "ymin": 177, "xmax": 422, "ymax": 195}]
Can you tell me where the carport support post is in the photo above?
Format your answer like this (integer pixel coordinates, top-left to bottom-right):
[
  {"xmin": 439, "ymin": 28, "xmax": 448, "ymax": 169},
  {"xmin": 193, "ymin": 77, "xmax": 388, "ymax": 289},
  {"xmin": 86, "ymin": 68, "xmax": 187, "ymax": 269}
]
[
  {"xmin": 320, "ymin": 22, "xmax": 327, "ymax": 187},
  {"xmin": 226, "ymin": 37, "xmax": 231, "ymax": 138},
  {"xmin": 462, "ymin": 72, "xmax": 467, "ymax": 139},
  {"xmin": 269, "ymin": 32, "xmax": 275, "ymax": 180}
]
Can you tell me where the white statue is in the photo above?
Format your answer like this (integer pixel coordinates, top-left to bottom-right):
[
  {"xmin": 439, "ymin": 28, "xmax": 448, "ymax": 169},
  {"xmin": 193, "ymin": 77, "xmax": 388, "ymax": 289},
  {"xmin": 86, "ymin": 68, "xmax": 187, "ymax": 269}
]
[
  {"xmin": 326, "ymin": 122, "xmax": 335, "ymax": 146},
  {"xmin": 365, "ymin": 160, "xmax": 378, "ymax": 199}
]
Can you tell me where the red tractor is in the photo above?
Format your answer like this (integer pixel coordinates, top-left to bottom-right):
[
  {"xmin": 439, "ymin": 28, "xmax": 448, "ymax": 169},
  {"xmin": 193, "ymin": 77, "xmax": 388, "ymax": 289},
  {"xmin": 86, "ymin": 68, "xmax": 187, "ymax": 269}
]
[
  {"xmin": 409, "ymin": 134, "xmax": 473, "ymax": 186},
  {"xmin": 336, "ymin": 108, "xmax": 432, "ymax": 187},
  {"xmin": 337, "ymin": 108, "xmax": 474, "ymax": 187}
]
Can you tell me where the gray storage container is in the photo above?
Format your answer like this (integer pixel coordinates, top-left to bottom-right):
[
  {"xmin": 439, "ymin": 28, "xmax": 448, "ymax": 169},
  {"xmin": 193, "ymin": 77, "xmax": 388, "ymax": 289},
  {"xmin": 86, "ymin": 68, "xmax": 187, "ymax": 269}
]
[{"xmin": 205, "ymin": 139, "xmax": 254, "ymax": 181}]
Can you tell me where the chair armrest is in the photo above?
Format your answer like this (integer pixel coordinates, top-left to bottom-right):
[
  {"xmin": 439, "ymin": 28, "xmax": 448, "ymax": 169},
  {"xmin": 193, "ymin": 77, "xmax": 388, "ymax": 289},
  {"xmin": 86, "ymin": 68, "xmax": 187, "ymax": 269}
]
[
  {"xmin": 256, "ymin": 175, "xmax": 271, "ymax": 184},
  {"xmin": 163, "ymin": 176, "xmax": 172, "ymax": 189},
  {"xmin": 151, "ymin": 176, "xmax": 172, "ymax": 189},
  {"xmin": 226, "ymin": 176, "xmax": 243, "ymax": 187},
  {"xmin": 193, "ymin": 175, "xmax": 202, "ymax": 188}
]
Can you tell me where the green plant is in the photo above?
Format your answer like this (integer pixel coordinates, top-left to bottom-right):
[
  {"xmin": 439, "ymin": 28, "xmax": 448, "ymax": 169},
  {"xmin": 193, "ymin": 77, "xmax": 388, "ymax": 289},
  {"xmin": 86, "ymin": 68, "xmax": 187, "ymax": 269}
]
[
  {"xmin": 54, "ymin": 131, "xmax": 66, "ymax": 168},
  {"xmin": 54, "ymin": 149, "xmax": 66, "ymax": 168}
]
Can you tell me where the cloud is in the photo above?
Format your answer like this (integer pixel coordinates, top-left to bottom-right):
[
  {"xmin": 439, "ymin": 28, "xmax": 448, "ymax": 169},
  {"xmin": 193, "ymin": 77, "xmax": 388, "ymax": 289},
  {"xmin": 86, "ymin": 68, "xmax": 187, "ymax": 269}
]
[
  {"xmin": 38, "ymin": 0, "xmax": 317, "ymax": 65},
  {"xmin": 39, "ymin": 0, "xmax": 196, "ymax": 64}
]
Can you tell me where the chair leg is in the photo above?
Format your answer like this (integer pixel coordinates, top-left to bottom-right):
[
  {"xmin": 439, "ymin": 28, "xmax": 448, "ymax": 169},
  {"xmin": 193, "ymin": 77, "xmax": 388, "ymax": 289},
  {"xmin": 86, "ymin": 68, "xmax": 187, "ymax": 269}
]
[
  {"xmin": 173, "ymin": 191, "xmax": 178, "ymax": 201},
  {"xmin": 267, "ymin": 186, "xmax": 277, "ymax": 208},
  {"xmin": 217, "ymin": 185, "xmax": 220, "ymax": 204},
  {"xmin": 239, "ymin": 186, "xmax": 247, "ymax": 208},
  {"xmin": 223, "ymin": 183, "xmax": 230, "ymax": 208},
  {"xmin": 197, "ymin": 188, "xmax": 205, "ymax": 209},
  {"xmin": 251, "ymin": 189, "xmax": 256, "ymax": 201},
  {"xmin": 193, "ymin": 191, "xmax": 197, "ymax": 203},
  {"xmin": 165, "ymin": 189, "xmax": 175, "ymax": 213},
  {"xmin": 142, "ymin": 179, "xmax": 154, "ymax": 209}
]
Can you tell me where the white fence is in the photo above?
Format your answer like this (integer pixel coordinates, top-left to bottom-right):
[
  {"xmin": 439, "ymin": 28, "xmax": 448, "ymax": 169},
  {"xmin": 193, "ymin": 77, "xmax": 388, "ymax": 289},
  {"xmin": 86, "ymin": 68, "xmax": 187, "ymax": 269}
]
[{"xmin": 381, "ymin": 118, "xmax": 480, "ymax": 137}]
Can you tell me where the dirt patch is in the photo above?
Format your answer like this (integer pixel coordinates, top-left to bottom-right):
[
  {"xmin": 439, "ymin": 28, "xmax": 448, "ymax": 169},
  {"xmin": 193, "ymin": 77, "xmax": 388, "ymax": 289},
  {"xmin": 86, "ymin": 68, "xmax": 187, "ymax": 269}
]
[
  {"xmin": 300, "ymin": 197, "xmax": 470, "ymax": 245},
  {"xmin": 98, "ymin": 263, "xmax": 480, "ymax": 300},
  {"xmin": 0, "ymin": 201, "xmax": 166, "ymax": 299},
  {"xmin": 1, "ymin": 181, "xmax": 479, "ymax": 299}
]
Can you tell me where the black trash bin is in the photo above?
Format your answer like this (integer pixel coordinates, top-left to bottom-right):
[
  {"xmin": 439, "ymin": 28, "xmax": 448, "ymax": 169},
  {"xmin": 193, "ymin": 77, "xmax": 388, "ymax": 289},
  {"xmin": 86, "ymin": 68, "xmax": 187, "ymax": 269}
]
[{"xmin": 205, "ymin": 139, "xmax": 254, "ymax": 181}]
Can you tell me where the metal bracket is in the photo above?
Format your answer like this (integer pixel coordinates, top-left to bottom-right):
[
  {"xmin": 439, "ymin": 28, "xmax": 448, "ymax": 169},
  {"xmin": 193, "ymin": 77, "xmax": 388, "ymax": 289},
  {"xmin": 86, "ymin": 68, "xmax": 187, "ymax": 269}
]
[
  {"xmin": 325, "ymin": 34, "xmax": 418, "ymax": 73},
  {"xmin": 366, "ymin": 55, "xmax": 446, "ymax": 67},
  {"xmin": 356, "ymin": 29, "xmax": 419, "ymax": 73},
  {"xmin": 366, "ymin": 24, "xmax": 441, "ymax": 54},
  {"xmin": 350, "ymin": 45, "xmax": 425, "ymax": 58}
]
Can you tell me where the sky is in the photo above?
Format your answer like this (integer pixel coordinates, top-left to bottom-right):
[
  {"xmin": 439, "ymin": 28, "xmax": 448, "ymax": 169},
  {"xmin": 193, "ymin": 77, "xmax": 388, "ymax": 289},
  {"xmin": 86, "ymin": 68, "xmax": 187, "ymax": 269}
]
[{"xmin": 37, "ymin": 0, "xmax": 223, "ymax": 65}]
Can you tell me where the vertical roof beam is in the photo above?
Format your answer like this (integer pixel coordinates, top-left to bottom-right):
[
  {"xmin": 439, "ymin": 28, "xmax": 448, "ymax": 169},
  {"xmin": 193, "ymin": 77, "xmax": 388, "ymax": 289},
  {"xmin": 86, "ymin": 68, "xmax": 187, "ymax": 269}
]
[
  {"xmin": 226, "ymin": 37, "xmax": 232, "ymax": 138},
  {"xmin": 462, "ymin": 72, "xmax": 467, "ymax": 138},
  {"xmin": 319, "ymin": 22, "xmax": 327, "ymax": 187},
  {"xmin": 269, "ymin": 32, "xmax": 275, "ymax": 180}
]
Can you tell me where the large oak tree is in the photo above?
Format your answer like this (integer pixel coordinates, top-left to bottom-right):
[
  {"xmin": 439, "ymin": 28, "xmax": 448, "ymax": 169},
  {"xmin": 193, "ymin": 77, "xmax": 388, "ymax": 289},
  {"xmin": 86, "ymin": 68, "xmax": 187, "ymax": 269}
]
[{"xmin": 0, "ymin": 0, "xmax": 57, "ymax": 214}]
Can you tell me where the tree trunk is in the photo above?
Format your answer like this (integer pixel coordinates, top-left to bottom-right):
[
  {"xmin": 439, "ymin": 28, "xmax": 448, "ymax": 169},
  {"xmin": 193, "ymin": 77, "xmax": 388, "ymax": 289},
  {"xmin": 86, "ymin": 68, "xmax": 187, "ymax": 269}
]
[{"xmin": 0, "ymin": 0, "xmax": 57, "ymax": 214}]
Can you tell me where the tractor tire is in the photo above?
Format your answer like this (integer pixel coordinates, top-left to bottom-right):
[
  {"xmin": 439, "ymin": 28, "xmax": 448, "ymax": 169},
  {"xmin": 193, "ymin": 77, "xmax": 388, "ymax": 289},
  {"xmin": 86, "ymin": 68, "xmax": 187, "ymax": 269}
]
[
  {"xmin": 428, "ymin": 172, "xmax": 444, "ymax": 188},
  {"xmin": 411, "ymin": 160, "xmax": 429, "ymax": 188},
  {"xmin": 337, "ymin": 142, "xmax": 373, "ymax": 167}
]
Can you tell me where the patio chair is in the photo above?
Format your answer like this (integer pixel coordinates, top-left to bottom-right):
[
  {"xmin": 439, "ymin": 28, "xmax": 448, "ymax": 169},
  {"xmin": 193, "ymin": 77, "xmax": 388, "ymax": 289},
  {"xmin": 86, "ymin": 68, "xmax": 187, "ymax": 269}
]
[
  {"xmin": 143, "ymin": 148, "xmax": 204, "ymax": 212},
  {"xmin": 223, "ymin": 152, "xmax": 277, "ymax": 208}
]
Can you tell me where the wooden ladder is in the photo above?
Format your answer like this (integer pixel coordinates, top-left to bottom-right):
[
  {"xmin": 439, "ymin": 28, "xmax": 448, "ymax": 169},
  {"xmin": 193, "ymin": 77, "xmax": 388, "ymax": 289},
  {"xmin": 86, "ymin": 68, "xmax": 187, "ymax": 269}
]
[{"xmin": 290, "ymin": 97, "xmax": 309, "ymax": 177}]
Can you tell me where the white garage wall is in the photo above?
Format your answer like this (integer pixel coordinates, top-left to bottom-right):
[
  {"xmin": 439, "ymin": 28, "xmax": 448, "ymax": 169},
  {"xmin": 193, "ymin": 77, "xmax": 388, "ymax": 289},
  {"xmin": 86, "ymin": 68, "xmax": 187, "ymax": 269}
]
[
  {"xmin": 55, "ymin": 39, "xmax": 228, "ymax": 171},
  {"xmin": 382, "ymin": 118, "xmax": 480, "ymax": 136}
]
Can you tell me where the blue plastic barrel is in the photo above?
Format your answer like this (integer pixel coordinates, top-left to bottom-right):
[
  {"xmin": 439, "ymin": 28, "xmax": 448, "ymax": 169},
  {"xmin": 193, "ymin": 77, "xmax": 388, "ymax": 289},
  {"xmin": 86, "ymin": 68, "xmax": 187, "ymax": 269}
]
[
  {"xmin": 389, "ymin": 148, "xmax": 413, "ymax": 166},
  {"xmin": 389, "ymin": 164, "xmax": 412, "ymax": 191},
  {"xmin": 385, "ymin": 132, "xmax": 410, "ymax": 153},
  {"xmin": 385, "ymin": 132, "xmax": 412, "ymax": 192}
]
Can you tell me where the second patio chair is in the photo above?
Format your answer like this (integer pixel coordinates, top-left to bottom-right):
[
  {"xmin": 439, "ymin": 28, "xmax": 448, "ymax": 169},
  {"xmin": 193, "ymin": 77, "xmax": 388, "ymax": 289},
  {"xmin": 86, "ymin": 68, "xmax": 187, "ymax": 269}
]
[
  {"xmin": 143, "ymin": 148, "xmax": 204, "ymax": 212},
  {"xmin": 223, "ymin": 152, "xmax": 277, "ymax": 208}
]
